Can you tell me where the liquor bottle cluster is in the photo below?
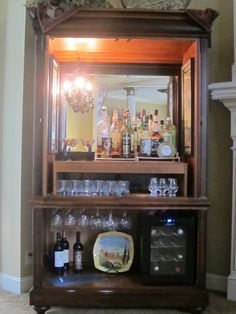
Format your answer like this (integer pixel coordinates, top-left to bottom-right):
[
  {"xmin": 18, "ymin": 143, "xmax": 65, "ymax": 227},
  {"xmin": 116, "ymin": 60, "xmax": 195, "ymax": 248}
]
[
  {"xmin": 96, "ymin": 106, "xmax": 177, "ymax": 158},
  {"xmin": 53, "ymin": 231, "xmax": 84, "ymax": 274}
]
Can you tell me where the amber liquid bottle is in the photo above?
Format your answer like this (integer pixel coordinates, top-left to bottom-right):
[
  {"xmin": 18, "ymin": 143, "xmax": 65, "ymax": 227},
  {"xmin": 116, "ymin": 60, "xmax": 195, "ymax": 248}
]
[{"xmin": 110, "ymin": 109, "xmax": 121, "ymax": 156}]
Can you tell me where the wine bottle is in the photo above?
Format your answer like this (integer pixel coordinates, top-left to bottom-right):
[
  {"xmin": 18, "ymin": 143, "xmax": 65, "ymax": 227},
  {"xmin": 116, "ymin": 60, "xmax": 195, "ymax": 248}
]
[
  {"xmin": 73, "ymin": 231, "xmax": 84, "ymax": 272},
  {"xmin": 53, "ymin": 232, "xmax": 64, "ymax": 275},
  {"xmin": 62, "ymin": 230, "xmax": 69, "ymax": 271}
]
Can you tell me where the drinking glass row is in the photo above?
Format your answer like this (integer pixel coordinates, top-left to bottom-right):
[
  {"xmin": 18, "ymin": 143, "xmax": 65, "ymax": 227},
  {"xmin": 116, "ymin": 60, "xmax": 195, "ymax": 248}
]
[
  {"xmin": 56, "ymin": 179, "xmax": 130, "ymax": 196},
  {"xmin": 50, "ymin": 209, "xmax": 132, "ymax": 231},
  {"xmin": 148, "ymin": 177, "xmax": 178, "ymax": 197}
]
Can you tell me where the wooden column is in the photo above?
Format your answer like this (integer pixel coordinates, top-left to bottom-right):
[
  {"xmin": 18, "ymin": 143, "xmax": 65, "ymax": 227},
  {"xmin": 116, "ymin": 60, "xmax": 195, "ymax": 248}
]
[
  {"xmin": 209, "ymin": 84, "xmax": 236, "ymax": 300},
  {"xmin": 209, "ymin": 0, "xmax": 236, "ymax": 301}
]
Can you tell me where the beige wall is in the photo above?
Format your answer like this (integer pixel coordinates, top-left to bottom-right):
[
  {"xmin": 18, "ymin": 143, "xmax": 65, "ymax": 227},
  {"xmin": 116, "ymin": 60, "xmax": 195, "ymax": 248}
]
[
  {"xmin": 0, "ymin": 0, "xmax": 234, "ymax": 292},
  {"xmin": 20, "ymin": 14, "xmax": 35, "ymax": 278},
  {"xmin": 0, "ymin": 0, "xmax": 26, "ymax": 280}
]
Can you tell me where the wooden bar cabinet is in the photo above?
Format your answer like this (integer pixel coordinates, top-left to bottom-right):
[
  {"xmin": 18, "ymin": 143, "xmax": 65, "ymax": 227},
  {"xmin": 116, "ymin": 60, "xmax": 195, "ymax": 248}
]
[{"xmin": 28, "ymin": 6, "xmax": 218, "ymax": 314}]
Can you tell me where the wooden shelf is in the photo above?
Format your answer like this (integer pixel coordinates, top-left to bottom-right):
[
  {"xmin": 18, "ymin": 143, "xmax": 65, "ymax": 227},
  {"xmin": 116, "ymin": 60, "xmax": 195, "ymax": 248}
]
[
  {"xmin": 54, "ymin": 160, "xmax": 187, "ymax": 174},
  {"xmin": 30, "ymin": 270, "xmax": 208, "ymax": 309},
  {"xmin": 53, "ymin": 160, "xmax": 188, "ymax": 196},
  {"xmin": 31, "ymin": 195, "xmax": 209, "ymax": 210}
]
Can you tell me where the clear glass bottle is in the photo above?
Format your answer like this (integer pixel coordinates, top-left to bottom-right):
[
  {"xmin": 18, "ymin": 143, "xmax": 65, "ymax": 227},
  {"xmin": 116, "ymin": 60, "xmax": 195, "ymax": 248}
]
[
  {"xmin": 96, "ymin": 106, "xmax": 108, "ymax": 154},
  {"xmin": 165, "ymin": 116, "xmax": 177, "ymax": 147},
  {"xmin": 137, "ymin": 109, "xmax": 146, "ymax": 152},
  {"xmin": 151, "ymin": 109, "xmax": 160, "ymax": 134}
]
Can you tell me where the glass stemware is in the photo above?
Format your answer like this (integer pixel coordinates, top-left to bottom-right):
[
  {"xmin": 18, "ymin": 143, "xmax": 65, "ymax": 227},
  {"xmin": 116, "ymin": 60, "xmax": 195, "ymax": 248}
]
[
  {"xmin": 158, "ymin": 178, "xmax": 168, "ymax": 196},
  {"xmin": 168, "ymin": 178, "xmax": 178, "ymax": 197},
  {"xmin": 118, "ymin": 210, "xmax": 132, "ymax": 230},
  {"xmin": 64, "ymin": 209, "xmax": 76, "ymax": 228},
  {"xmin": 90, "ymin": 209, "xmax": 103, "ymax": 231},
  {"xmin": 56, "ymin": 180, "xmax": 66, "ymax": 195},
  {"xmin": 50, "ymin": 209, "xmax": 64, "ymax": 231},
  {"xmin": 148, "ymin": 177, "xmax": 158, "ymax": 197},
  {"xmin": 103, "ymin": 210, "xmax": 118, "ymax": 231},
  {"xmin": 78, "ymin": 208, "xmax": 90, "ymax": 228}
]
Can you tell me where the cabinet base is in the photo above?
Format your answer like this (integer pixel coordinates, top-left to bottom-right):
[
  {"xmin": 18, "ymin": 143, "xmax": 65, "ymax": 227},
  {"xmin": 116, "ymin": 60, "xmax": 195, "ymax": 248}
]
[
  {"xmin": 30, "ymin": 288, "xmax": 208, "ymax": 312},
  {"xmin": 33, "ymin": 306, "xmax": 50, "ymax": 314}
]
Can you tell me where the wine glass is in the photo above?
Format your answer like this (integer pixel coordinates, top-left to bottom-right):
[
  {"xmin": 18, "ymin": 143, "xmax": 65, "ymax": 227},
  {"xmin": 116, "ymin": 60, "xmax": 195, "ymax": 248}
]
[
  {"xmin": 50, "ymin": 209, "xmax": 64, "ymax": 231},
  {"xmin": 64, "ymin": 209, "xmax": 76, "ymax": 228},
  {"xmin": 78, "ymin": 208, "xmax": 90, "ymax": 228},
  {"xmin": 103, "ymin": 210, "xmax": 118, "ymax": 231},
  {"xmin": 90, "ymin": 209, "xmax": 104, "ymax": 231},
  {"xmin": 148, "ymin": 177, "xmax": 158, "ymax": 197},
  {"xmin": 158, "ymin": 178, "xmax": 168, "ymax": 196},
  {"xmin": 168, "ymin": 178, "xmax": 178, "ymax": 197},
  {"xmin": 118, "ymin": 210, "xmax": 132, "ymax": 230}
]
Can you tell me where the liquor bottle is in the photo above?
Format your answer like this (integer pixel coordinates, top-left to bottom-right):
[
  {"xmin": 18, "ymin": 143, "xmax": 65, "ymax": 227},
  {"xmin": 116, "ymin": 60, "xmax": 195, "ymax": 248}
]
[
  {"xmin": 61, "ymin": 230, "xmax": 69, "ymax": 271},
  {"xmin": 96, "ymin": 106, "xmax": 112, "ymax": 157},
  {"xmin": 165, "ymin": 116, "xmax": 177, "ymax": 147},
  {"xmin": 73, "ymin": 231, "xmax": 84, "ymax": 272},
  {"xmin": 140, "ymin": 117, "xmax": 152, "ymax": 156},
  {"xmin": 137, "ymin": 109, "xmax": 146, "ymax": 152},
  {"xmin": 96, "ymin": 106, "xmax": 108, "ymax": 154},
  {"xmin": 148, "ymin": 114, "xmax": 153, "ymax": 133},
  {"xmin": 151, "ymin": 109, "xmax": 162, "ymax": 156},
  {"xmin": 151, "ymin": 109, "xmax": 160, "ymax": 134},
  {"xmin": 110, "ymin": 109, "xmax": 121, "ymax": 156},
  {"xmin": 159, "ymin": 119, "xmax": 165, "ymax": 136},
  {"xmin": 121, "ymin": 110, "xmax": 134, "ymax": 158},
  {"xmin": 101, "ymin": 115, "xmax": 112, "ymax": 157},
  {"xmin": 53, "ymin": 232, "xmax": 64, "ymax": 275},
  {"xmin": 127, "ymin": 111, "xmax": 135, "ymax": 155}
]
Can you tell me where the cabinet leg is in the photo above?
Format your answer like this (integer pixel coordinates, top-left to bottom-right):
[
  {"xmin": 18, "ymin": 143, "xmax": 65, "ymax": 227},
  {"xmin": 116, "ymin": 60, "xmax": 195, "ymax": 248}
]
[{"xmin": 33, "ymin": 306, "xmax": 50, "ymax": 314}]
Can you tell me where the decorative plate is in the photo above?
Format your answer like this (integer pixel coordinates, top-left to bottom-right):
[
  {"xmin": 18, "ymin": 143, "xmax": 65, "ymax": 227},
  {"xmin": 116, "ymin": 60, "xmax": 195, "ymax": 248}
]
[
  {"xmin": 121, "ymin": 0, "xmax": 191, "ymax": 10},
  {"xmin": 93, "ymin": 231, "xmax": 134, "ymax": 273},
  {"xmin": 157, "ymin": 142, "xmax": 176, "ymax": 157}
]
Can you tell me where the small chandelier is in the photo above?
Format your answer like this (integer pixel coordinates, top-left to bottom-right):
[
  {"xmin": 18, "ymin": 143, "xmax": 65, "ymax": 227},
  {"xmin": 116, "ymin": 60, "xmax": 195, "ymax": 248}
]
[{"xmin": 63, "ymin": 75, "xmax": 94, "ymax": 113}]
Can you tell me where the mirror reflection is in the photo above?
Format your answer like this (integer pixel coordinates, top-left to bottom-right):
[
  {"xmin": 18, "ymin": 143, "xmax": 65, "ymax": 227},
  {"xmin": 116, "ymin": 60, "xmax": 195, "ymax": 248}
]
[{"xmin": 60, "ymin": 74, "xmax": 172, "ymax": 153}]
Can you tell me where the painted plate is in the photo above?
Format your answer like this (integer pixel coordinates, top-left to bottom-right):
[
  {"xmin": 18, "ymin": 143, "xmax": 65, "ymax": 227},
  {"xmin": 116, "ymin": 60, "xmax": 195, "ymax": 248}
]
[
  {"xmin": 121, "ymin": 0, "xmax": 191, "ymax": 10},
  {"xmin": 93, "ymin": 231, "xmax": 134, "ymax": 273}
]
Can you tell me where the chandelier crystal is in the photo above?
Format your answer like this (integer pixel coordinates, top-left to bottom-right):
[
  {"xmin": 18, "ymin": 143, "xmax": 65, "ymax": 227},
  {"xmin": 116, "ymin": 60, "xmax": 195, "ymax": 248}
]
[{"xmin": 63, "ymin": 76, "xmax": 94, "ymax": 113}]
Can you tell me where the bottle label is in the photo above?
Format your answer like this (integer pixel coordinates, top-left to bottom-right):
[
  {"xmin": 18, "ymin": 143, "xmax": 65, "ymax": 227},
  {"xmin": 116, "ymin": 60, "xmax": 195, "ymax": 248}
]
[
  {"xmin": 102, "ymin": 137, "xmax": 112, "ymax": 155},
  {"xmin": 63, "ymin": 249, "xmax": 69, "ymax": 264},
  {"xmin": 54, "ymin": 251, "xmax": 64, "ymax": 268},
  {"xmin": 140, "ymin": 138, "xmax": 152, "ymax": 156},
  {"xmin": 74, "ymin": 251, "xmax": 83, "ymax": 271},
  {"xmin": 111, "ymin": 132, "xmax": 121, "ymax": 153},
  {"xmin": 122, "ymin": 132, "xmax": 131, "ymax": 156}
]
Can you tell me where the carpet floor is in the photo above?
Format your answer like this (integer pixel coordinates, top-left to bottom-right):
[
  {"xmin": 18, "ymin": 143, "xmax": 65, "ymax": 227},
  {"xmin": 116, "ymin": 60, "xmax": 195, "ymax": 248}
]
[{"xmin": 0, "ymin": 290, "xmax": 236, "ymax": 314}]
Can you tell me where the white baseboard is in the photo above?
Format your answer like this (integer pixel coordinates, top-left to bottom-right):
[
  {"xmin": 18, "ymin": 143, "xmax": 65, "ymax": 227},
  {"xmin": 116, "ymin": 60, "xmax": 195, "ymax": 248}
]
[
  {"xmin": 0, "ymin": 273, "xmax": 33, "ymax": 294},
  {"xmin": 227, "ymin": 272, "xmax": 236, "ymax": 301},
  {"xmin": 206, "ymin": 273, "xmax": 227, "ymax": 292}
]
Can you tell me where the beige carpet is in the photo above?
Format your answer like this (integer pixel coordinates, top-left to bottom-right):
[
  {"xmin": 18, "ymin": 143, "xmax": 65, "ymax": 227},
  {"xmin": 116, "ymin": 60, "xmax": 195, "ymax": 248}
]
[{"xmin": 1, "ymin": 290, "xmax": 236, "ymax": 314}]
